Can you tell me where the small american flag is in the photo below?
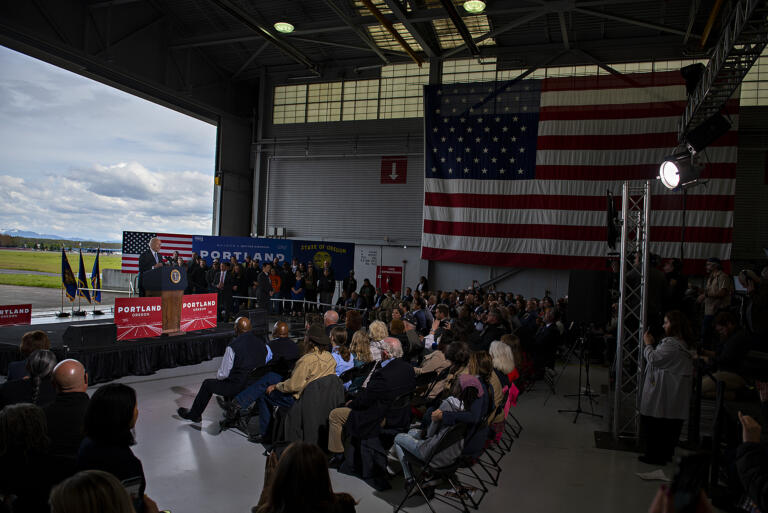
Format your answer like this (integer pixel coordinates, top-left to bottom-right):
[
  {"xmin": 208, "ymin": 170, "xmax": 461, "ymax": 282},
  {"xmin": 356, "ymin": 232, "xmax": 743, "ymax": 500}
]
[
  {"xmin": 121, "ymin": 231, "xmax": 194, "ymax": 273},
  {"xmin": 422, "ymin": 71, "xmax": 737, "ymax": 272}
]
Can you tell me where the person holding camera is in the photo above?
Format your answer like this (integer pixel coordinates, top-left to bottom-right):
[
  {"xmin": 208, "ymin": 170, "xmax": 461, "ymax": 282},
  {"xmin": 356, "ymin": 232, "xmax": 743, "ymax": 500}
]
[{"xmin": 639, "ymin": 310, "xmax": 695, "ymax": 465}]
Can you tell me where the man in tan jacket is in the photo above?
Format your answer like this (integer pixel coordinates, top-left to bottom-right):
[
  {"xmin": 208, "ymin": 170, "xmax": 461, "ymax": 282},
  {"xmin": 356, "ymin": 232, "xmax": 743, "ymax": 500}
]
[
  {"xmin": 250, "ymin": 323, "xmax": 336, "ymax": 442},
  {"xmin": 697, "ymin": 257, "xmax": 733, "ymax": 346}
]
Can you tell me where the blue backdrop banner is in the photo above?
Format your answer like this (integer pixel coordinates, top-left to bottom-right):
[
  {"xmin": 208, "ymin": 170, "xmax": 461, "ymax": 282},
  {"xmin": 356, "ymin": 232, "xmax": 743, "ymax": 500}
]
[
  {"xmin": 193, "ymin": 236, "xmax": 292, "ymax": 265},
  {"xmin": 292, "ymin": 240, "xmax": 355, "ymax": 278}
]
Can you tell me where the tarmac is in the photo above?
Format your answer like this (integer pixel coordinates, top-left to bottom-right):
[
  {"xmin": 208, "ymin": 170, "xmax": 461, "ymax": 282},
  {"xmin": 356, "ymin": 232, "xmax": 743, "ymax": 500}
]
[{"xmin": 0, "ymin": 284, "xmax": 125, "ymax": 323}]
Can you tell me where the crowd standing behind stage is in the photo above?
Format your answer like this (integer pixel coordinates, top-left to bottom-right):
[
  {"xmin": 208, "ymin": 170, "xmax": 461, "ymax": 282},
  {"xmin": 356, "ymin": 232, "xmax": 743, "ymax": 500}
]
[{"xmin": 4, "ymin": 251, "xmax": 768, "ymax": 512}]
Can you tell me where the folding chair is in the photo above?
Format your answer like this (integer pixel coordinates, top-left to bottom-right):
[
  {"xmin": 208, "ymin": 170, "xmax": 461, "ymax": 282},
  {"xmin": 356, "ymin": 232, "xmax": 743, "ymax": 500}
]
[{"xmin": 393, "ymin": 423, "xmax": 470, "ymax": 513}]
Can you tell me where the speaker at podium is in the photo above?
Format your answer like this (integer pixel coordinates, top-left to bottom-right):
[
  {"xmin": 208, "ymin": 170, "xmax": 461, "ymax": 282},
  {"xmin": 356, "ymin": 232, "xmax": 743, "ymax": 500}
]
[{"xmin": 142, "ymin": 266, "xmax": 188, "ymax": 334}]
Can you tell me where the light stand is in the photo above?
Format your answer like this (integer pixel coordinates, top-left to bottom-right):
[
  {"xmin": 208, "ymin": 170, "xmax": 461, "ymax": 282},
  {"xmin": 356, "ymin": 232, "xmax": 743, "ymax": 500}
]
[{"xmin": 558, "ymin": 330, "xmax": 603, "ymax": 423}]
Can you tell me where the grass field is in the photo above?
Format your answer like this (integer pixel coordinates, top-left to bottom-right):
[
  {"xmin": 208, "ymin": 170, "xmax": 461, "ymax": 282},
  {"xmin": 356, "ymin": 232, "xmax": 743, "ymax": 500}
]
[
  {"xmin": 0, "ymin": 274, "xmax": 62, "ymax": 289},
  {"xmin": 0, "ymin": 249, "xmax": 122, "ymax": 273},
  {"xmin": 0, "ymin": 249, "xmax": 122, "ymax": 289}
]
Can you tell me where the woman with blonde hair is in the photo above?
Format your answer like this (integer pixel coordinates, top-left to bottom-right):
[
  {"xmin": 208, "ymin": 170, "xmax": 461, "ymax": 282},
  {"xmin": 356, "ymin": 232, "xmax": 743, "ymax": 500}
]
[{"xmin": 367, "ymin": 320, "xmax": 388, "ymax": 361}]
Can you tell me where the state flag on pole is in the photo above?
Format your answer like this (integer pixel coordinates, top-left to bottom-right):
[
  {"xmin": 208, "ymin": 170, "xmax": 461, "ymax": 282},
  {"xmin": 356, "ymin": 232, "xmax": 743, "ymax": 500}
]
[
  {"xmin": 77, "ymin": 250, "xmax": 92, "ymax": 304},
  {"xmin": 61, "ymin": 249, "xmax": 77, "ymax": 301},
  {"xmin": 91, "ymin": 248, "xmax": 101, "ymax": 304}
]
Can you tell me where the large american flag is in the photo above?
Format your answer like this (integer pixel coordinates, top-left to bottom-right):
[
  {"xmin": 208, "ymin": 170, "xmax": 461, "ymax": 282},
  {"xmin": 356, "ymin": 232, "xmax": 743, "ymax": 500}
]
[
  {"xmin": 421, "ymin": 71, "xmax": 737, "ymax": 272},
  {"xmin": 121, "ymin": 231, "xmax": 195, "ymax": 273}
]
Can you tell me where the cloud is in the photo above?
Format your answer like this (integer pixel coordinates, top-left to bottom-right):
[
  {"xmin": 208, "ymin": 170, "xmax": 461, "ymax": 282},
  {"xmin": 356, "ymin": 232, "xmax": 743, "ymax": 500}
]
[
  {"xmin": 0, "ymin": 162, "xmax": 214, "ymax": 241},
  {"xmin": 0, "ymin": 45, "xmax": 218, "ymax": 242}
]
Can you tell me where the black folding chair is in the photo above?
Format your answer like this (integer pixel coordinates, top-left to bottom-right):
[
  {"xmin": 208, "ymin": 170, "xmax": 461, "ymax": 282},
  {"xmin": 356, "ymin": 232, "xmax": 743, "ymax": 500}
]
[{"xmin": 394, "ymin": 423, "xmax": 470, "ymax": 513}]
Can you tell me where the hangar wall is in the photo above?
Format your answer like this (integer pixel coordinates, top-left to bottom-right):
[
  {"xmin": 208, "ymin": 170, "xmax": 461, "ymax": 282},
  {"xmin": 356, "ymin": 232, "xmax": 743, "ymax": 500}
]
[{"xmin": 253, "ymin": 80, "xmax": 768, "ymax": 293}]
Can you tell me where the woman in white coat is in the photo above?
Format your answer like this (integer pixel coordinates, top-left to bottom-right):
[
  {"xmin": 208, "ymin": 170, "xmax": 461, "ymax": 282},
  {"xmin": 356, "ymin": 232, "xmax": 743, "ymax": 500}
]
[{"xmin": 639, "ymin": 310, "xmax": 695, "ymax": 465}]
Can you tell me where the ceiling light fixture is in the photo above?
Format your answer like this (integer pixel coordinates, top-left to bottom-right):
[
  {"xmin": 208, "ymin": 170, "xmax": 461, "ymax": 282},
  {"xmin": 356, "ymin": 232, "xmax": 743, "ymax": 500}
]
[
  {"xmin": 463, "ymin": 0, "xmax": 486, "ymax": 14},
  {"xmin": 273, "ymin": 21, "xmax": 294, "ymax": 34}
]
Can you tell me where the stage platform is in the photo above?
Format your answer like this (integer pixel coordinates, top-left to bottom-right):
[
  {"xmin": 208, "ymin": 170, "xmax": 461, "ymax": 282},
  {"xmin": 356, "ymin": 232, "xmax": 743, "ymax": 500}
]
[{"xmin": 0, "ymin": 319, "xmax": 236, "ymax": 385}]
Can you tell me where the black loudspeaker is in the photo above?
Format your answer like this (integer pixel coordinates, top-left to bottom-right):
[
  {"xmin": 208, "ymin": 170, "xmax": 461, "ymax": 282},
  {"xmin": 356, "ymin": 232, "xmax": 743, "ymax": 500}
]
[
  {"xmin": 567, "ymin": 270, "xmax": 610, "ymax": 327},
  {"xmin": 685, "ymin": 113, "xmax": 731, "ymax": 153},
  {"xmin": 62, "ymin": 323, "xmax": 117, "ymax": 348},
  {"xmin": 238, "ymin": 308, "xmax": 269, "ymax": 335}
]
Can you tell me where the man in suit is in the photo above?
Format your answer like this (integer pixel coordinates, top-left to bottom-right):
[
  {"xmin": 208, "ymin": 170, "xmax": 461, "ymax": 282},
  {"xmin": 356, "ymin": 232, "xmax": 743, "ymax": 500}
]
[
  {"xmin": 254, "ymin": 261, "xmax": 272, "ymax": 308},
  {"xmin": 44, "ymin": 359, "xmax": 89, "ymax": 458},
  {"xmin": 214, "ymin": 261, "xmax": 234, "ymax": 322},
  {"xmin": 178, "ymin": 317, "xmax": 269, "ymax": 422},
  {"xmin": 327, "ymin": 337, "xmax": 416, "ymax": 469},
  {"xmin": 138, "ymin": 237, "xmax": 164, "ymax": 297}
]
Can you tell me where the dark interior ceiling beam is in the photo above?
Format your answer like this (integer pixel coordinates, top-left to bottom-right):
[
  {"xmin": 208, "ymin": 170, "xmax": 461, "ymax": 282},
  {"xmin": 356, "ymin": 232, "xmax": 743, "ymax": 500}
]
[
  {"xmin": 232, "ymin": 41, "xmax": 269, "ymax": 79},
  {"xmin": 96, "ymin": 15, "xmax": 166, "ymax": 57},
  {"xmin": 207, "ymin": 0, "xmax": 319, "ymax": 73},
  {"xmin": 572, "ymin": 47, "xmax": 620, "ymax": 75},
  {"xmin": 684, "ymin": 0, "xmax": 702, "ymax": 44},
  {"xmin": 558, "ymin": 11, "xmax": 570, "ymax": 49},
  {"xmin": 438, "ymin": 0, "xmax": 479, "ymax": 57},
  {"xmin": 382, "ymin": 0, "xmax": 440, "ymax": 58},
  {"xmin": 574, "ymin": 7, "xmax": 701, "ymax": 39},
  {"xmin": 324, "ymin": 0, "xmax": 390, "ymax": 64},
  {"xmin": 443, "ymin": 10, "xmax": 545, "ymax": 58},
  {"xmin": 89, "ymin": 0, "xmax": 145, "ymax": 8},
  {"xmin": 359, "ymin": 0, "xmax": 424, "ymax": 65}
]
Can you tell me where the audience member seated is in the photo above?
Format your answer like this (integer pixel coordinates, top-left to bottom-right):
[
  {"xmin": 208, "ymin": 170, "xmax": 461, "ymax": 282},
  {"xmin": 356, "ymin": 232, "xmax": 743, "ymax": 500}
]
[
  {"xmin": 367, "ymin": 320, "xmax": 389, "ymax": 361},
  {"xmin": 414, "ymin": 327, "xmax": 452, "ymax": 380},
  {"xmin": 0, "ymin": 403, "xmax": 68, "ymax": 513},
  {"xmin": 0, "ymin": 349, "xmax": 57, "ymax": 409},
  {"xmin": 44, "ymin": 359, "xmax": 89, "ymax": 459},
  {"xmin": 7, "ymin": 330, "xmax": 51, "ymax": 381},
  {"xmin": 476, "ymin": 308, "xmax": 508, "ymax": 352},
  {"xmin": 178, "ymin": 316, "xmax": 269, "ymax": 423},
  {"xmin": 327, "ymin": 338, "xmax": 416, "ymax": 472},
  {"xmin": 249, "ymin": 323, "xmax": 336, "ymax": 444},
  {"xmin": 253, "ymin": 441, "xmax": 357, "ymax": 513},
  {"xmin": 499, "ymin": 334, "xmax": 523, "ymax": 383},
  {"xmin": 324, "ymin": 309, "xmax": 340, "ymax": 336},
  {"xmin": 700, "ymin": 311, "xmax": 751, "ymax": 399},
  {"xmin": 330, "ymin": 327, "xmax": 355, "ymax": 377},
  {"xmin": 49, "ymin": 469, "xmax": 160, "ymax": 513},
  {"xmin": 392, "ymin": 376, "xmax": 483, "ymax": 489},
  {"xmin": 345, "ymin": 310, "xmax": 363, "ymax": 345},
  {"xmin": 346, "ymin": 330, "xmax": 375, "ymax": 394},
  {"xmin": 224, "ymin": 322, "xmax": 301, "ymax": 420},
  {"xmin": 77, "ymin": 383, "xmax": 157, "ymax": 513},
  {"xmin": 400, "ymin": 313, "xmax": 422, "ymax": 360},
  {"xmin": 469, "ymin": 351, "xmax": 504, "ymax": 431}
]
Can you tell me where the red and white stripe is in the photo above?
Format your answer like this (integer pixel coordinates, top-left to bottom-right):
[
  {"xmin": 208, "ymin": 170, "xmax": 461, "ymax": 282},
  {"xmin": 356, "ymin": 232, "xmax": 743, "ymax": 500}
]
[
  {"xmin": 122, "ymin": 233, "xmax": 195, "ymax": 273},
  {"xmin": 421, "ymin": 71, "xmax": 738, "ymax": 273}
]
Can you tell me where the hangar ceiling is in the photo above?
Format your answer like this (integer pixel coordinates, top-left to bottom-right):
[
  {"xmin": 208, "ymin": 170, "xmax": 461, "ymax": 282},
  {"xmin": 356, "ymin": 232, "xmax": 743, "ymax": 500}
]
[{"xmin": 0, "ymin": 0, "xmax": 731, "ymax": 121}]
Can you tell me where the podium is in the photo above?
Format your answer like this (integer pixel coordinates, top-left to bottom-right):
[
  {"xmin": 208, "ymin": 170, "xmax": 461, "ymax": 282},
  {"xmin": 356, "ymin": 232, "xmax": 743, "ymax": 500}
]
[{"xmin": 143, "ymin": 266, "xmax": 187, "ymax": 334}]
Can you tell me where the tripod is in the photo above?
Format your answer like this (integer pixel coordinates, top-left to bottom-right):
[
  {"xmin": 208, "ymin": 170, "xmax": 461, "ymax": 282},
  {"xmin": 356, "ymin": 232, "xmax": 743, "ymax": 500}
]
[{"xmin": 558, "ymin": 332, "xmax": 603, "ymax": 423}]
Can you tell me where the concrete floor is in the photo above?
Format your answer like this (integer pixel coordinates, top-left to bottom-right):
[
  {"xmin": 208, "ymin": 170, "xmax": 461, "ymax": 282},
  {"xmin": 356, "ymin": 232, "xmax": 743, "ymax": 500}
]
[{"xmin": 97, "ymin": 358, "xmax": 677, "ymax": 513}]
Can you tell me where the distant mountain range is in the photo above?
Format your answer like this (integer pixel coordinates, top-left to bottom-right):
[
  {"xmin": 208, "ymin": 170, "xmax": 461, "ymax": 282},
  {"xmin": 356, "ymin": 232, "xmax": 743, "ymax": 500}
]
[{"xmin": 1, "ymin": 229, "xmax": 119, "ymax": 243}]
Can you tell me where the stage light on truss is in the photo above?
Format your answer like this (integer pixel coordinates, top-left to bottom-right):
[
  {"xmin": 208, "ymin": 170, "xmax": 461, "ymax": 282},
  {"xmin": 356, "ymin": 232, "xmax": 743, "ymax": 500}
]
[{"xmin": 659, "ymin": 152, "xmax": 699, "ymax": 190}]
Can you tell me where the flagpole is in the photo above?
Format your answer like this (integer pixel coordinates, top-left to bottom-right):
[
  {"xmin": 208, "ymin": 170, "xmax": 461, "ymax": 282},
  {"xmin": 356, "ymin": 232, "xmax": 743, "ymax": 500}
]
[
  {"xmin": 92, "ymin": 246, "xmax": 104, "ymax": 315},
  {"xmin": 56, "ymin": 285, "xmax": 70, "ymax": 318}
]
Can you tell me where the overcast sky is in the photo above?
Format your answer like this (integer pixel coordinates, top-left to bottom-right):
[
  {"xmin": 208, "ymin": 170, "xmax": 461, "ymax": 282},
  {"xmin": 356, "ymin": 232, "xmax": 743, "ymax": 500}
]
[{"xmin": 0, "ymin": 45, "xmax": 216, "ymax": 242}]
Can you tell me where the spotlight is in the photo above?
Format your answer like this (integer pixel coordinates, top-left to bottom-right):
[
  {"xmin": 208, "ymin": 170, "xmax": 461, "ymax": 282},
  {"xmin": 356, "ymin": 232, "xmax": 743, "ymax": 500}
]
[
  {"xmin": 274, "ymin": 21, "xmax": 294, "ymax": 33},
  {"xmin": 659, "ymin": 152, "xmax": 699, "ymax": 190},
  {"xmin": 463, "ymin": 0, "xmax": 486, "ymax": 14}
]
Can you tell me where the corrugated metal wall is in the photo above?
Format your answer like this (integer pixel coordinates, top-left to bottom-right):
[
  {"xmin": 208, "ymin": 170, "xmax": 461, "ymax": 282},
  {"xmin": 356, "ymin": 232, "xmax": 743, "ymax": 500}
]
[
  {"xmin": 733, "ymin": 106, "xmax": 768, "ymax": 260},
  {"xmin": 262, "ymin": 118, "xmax": 425, "ymax": 244}
]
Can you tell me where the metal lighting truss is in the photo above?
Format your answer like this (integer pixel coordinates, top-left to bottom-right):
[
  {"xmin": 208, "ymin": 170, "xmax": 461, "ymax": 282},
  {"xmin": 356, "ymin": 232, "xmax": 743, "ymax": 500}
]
[
  {"xmin": 612, "ymin": 181, "xmax": 651, "ymax": 439},
  {"xmin": 678, "ymin": 0, "xmax": 768, "ymax": 140}
]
